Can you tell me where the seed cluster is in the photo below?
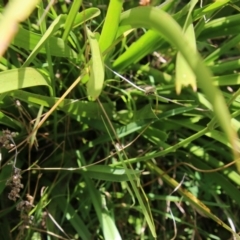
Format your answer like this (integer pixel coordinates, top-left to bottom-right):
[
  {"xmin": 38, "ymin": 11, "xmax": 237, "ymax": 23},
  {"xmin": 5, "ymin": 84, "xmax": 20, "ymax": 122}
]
[
  {"xmin": 0, "ymin": 129, "xmax": 17, "ymax": 149},
  {"xmin": 2, "ymin": 130, "xmax": 34, "ymax": 238},
  {"xmin": 17, "ymin": 194, "xmax": 34, "ymax": 237},
  {"xmin": 6, "ymin": 167, "xmax": 23, "ymax": 201}
]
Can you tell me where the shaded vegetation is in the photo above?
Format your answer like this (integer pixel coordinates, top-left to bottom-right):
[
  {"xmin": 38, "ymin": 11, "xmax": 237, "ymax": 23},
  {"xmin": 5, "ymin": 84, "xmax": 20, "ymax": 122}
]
[{"xmin": 0, "ymin": 0, "xmax": 240, "ymax": 239}]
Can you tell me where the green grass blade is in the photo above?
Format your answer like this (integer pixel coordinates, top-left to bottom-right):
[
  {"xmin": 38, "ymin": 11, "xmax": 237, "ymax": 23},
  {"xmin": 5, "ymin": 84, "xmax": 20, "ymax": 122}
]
[
  {"xmin": 204, "ymin": 34, "xmax": 240, "ymax": 65},
  {"xmin": 0, "ymin": 67, "xmax": 50, "ymax": 93},
  {"xmin": 22, "ymin": 15, "xmax": 65, "ymax": 67},
  {"xmin": 99, "ymin": 0, "xmax": 123, "ymax": 53},
  {"xmin": 117, "ymin": 151, "xmax": 157, "ymax": 238},
  {"xmin": 112, "ymin": 2, "xmax": 192, "ymax": 71},
  {"xmin": 80, "ymin": 165, "xmax": 141, "ymax": 182},
  {"xmin": 62, "ymin": 0, "xmax": 83, "ymax": 41},
  {"xmin": 175, "ymin": 0, "xmax": 197, "ymax": 94},
  {"xmin": 57, "ymin": 197, "xmax": 91, "ymax": 240},
  {"xmin": 12, "ymin": 27, "xmax": 78, "ymax": 58},
  {"xmin": 213, "ymin": 73, "xmax": 240, "ymax": 86},
  {"xmin": 81, "ymin": 166, "xmax": 122, "ymax": 240},
  {"xmin": 0, "ymin": 112, "xmax": 22, "ymax": 129},
  {"xmin": 72, "ymin": 8, "xmax": 101, "ymax": 28},
  {"xmin": 117, "ymin": 6, "xmax": 239, "ymax": 166},
  {"xmin": 9, "ymin": 90, "xmax": 112, "ymax": 120},
  {"xmin": 86, "ymin": 27, "xmax": 104, "ymax": 100}
]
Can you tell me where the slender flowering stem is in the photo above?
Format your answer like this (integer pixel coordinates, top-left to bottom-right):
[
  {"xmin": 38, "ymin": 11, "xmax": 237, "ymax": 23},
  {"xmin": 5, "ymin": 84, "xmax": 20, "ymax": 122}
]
[{"xmin": 105, "ymin": 65, "xmax": 208, "ymax": 111}]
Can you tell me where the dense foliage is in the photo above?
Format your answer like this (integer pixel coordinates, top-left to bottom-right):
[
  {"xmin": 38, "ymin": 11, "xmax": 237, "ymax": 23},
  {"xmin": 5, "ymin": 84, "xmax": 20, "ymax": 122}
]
[{"xmin": 1, "ymin": 0, "xmax": 240, "ymax": 239}]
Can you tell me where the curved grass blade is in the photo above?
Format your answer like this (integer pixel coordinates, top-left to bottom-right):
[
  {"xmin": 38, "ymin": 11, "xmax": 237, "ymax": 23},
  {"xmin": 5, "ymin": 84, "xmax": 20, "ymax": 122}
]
[
  {"xmin": 0, "ymin": 68, "xmax": 50, "ymax": 93},
  {"xmin": 72, "ymin": 8, "xmax": 101, "ymax": 29},
  {"xmin": 113, "ymin": 2, "xmax": 192, "ymax": 71},
  {"xmin": 117, "ymin": 6, "xmax": 239, "ymax": 168},
  {"xmin": 86, "ymin": 27, "xmax": 104, "ymax": 100},
  {"xmin": 22, "ymin": 15, "xmax": 65, "ymax": 67}
]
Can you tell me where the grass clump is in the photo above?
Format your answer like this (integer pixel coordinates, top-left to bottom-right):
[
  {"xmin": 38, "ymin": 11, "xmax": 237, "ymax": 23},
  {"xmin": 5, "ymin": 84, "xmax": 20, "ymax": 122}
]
[{"xmin": 0, "ymin": 0, "xmax": 240, "ymax": 239}]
